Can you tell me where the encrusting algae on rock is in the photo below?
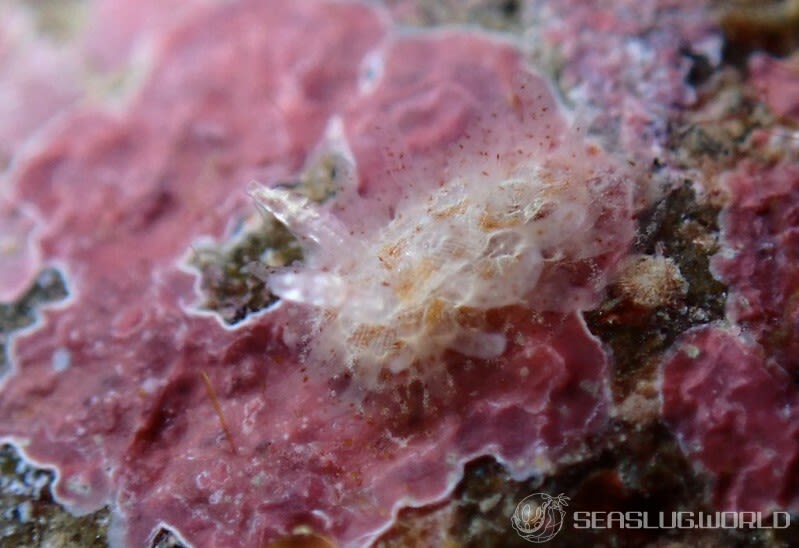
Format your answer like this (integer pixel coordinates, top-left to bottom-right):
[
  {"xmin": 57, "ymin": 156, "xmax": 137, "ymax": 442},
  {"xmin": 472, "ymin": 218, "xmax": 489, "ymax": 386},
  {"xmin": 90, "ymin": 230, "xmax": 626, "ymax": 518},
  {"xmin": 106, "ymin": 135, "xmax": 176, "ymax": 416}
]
[{"xmin": 0, "ymin": 1, "xmax": 655, "ymax": 546}]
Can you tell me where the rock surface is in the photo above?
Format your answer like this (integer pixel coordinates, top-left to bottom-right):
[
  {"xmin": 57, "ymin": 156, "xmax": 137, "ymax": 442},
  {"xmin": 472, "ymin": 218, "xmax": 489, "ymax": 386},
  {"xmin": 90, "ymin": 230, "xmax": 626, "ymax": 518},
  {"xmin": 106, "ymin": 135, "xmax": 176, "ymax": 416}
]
[{"xmin": 2, "ymin": 0, "xmax": 799, "ymax": 547}]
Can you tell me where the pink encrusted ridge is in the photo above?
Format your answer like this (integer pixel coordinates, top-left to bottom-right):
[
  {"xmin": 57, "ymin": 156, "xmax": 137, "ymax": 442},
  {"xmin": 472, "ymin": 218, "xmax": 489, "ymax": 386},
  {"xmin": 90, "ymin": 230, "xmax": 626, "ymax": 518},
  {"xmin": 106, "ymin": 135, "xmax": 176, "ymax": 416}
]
[
  {"xmin": 1, "ymin": 0, "xmax": 386, "ymax": 531},
  {"xmin": 661, "ymin": 326, "xmax": 799, "ymax": 511},
  {"xmin": 661, "ymin": 161, "xmax": 799, "ymax": 512},
  {"xmin": 82, "ymin": 0, "xmax": 216, "ymax": 72},
  {"xmin": 0, "ymin": 2, "xmax": 82, "ymax": 170},
  {"xmin": 0, "ymin": 1, "xmax": 634, "ymax": 546},
  {"xmin": 712, "ymin": 161, "xmax": 799, "ymax": 373},
  {"xmin": 111, "ymin": 310, "xmax": 611, "ymax": 547},
  {"xmin": 0, "ymin": 0, "xmax": 200, "ymax": 302},
  {"xmin": 749, "ymin": 53, "xmax": 799, "ymax": 124},
  {"xmin": 0, "ymin": 3, "xmax": 84, "ymax": 302},
  {"xmin": 0, "ymin": 200, "xmax": 41, "ymax": 302},
  {"xmin": 532, "ymin": 0, "xmax": 720, "ymax": 159}
]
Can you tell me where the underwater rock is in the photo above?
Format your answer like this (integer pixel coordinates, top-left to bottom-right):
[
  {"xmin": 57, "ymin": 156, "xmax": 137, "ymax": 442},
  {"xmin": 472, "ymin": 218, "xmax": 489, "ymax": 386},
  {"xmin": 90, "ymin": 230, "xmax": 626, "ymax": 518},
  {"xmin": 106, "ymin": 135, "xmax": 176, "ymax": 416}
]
[{"xmin": 0, "ymin": 1, "xmax": 636, "ymax": 546}]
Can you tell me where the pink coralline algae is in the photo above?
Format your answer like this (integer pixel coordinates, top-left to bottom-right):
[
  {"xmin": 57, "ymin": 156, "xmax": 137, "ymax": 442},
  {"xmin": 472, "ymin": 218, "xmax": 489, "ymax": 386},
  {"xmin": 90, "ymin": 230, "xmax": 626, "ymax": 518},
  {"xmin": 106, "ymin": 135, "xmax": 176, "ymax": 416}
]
[
  {"xmin": 0, "ymin": 1, "xmax": 635, "ymax": 547},
  {"xmin": 713, "ymin": 161, "xmax": 799, "ymax": 373},
  {"xmin": 82, "ymin": 0, "xmax": 215, "ymax": 72},
  {"xmin": 0, "ymin": 201, "xmax": 39, "ymax": 303},
  {"xmin": 0, "ymin": 3, "xmax": 82, "ymax": 167},
  {"xmin": 749, "ymin": 53, "xmax": 799, "ymax": 124},
  {"xmin": 532, "ymin": 0, "xmax": 721, "ymax": 158},
  {"xmin": 662, "ymin": 161, "xmax": 799, "ymax": 512},
  {"xmin": 661, "ymin": 327, "xmax": 799, "ymax": 512}
]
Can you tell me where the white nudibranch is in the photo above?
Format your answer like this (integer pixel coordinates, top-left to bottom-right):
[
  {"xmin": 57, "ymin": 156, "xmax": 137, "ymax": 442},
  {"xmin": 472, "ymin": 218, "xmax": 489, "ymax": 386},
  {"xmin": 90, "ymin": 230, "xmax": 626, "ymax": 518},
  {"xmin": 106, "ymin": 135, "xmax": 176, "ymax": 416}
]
[{"xmin": 250, "ymin": 159, "xmax": 621, "ymax": 382}]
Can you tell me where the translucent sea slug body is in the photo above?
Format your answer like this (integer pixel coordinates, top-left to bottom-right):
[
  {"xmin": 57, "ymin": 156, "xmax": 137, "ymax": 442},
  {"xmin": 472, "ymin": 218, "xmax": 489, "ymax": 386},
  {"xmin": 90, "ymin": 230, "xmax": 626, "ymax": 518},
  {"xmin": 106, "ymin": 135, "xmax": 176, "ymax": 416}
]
[{"xmin": 252, "ymin": 148, "xmax": 629, "ymax": 382}]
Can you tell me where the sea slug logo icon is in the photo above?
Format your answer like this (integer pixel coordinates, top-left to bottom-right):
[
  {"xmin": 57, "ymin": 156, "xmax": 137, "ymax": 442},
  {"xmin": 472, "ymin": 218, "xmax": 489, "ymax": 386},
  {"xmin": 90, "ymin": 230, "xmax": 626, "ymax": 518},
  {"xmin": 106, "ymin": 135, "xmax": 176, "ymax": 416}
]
[{"xmin": 511, "ymin": 492, "xmax": 570, "ymax": 543}]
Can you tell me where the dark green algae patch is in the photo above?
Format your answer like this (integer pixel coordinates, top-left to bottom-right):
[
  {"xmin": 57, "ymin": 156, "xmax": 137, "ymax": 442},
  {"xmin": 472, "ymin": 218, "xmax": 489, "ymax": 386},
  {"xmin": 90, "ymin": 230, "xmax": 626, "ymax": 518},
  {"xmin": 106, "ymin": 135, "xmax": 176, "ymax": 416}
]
[
  {"xmin": 585, "ymin": 181, "xmax": 728, "ymax": 402},
  {"xmin": 0, "ymin": 444, "xmax": 109, "ymax": 548},
  {"xmin": 189, "ymin": 152, "xmax": 352, "ymax": 325},
  {"xmin": 190, "ymin": 215, "xmax": 302, "ymax": 325},
  {"xmin": 0, "ymin": 269, "xmax": 68, "ymax": 377}
]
